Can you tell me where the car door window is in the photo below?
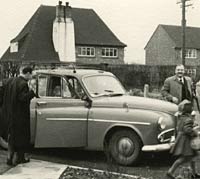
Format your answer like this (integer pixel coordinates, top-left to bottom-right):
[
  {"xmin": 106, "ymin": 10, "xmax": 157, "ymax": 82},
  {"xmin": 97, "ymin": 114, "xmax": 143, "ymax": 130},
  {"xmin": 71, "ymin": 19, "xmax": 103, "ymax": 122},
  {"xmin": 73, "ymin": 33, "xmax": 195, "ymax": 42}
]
[
  {"xmin": 38, "ymin": 75, "xmax": 48, "ymax": 97},
  {"xmin": 37, "ymin": 75, "xmax": 86, "ymax": 99}
]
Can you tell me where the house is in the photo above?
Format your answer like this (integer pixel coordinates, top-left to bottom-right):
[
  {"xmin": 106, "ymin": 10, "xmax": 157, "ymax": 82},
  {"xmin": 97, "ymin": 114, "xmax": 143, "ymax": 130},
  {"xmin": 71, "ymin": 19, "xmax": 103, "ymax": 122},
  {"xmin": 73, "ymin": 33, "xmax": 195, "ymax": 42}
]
[
  {"xmin": 0, "ymin": 1, "xmax": 126, "ymax": 65},
  {"xmin": 144, "ymin": 24, "xmax": 200, "ymax": 66}
]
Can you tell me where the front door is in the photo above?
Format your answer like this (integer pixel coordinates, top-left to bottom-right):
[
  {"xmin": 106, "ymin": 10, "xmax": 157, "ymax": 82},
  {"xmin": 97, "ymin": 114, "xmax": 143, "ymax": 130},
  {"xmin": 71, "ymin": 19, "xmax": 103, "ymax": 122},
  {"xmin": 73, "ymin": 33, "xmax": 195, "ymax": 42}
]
[{"xmin": 34, "ymin": 74, "xmax": 89, "ymax": 148}]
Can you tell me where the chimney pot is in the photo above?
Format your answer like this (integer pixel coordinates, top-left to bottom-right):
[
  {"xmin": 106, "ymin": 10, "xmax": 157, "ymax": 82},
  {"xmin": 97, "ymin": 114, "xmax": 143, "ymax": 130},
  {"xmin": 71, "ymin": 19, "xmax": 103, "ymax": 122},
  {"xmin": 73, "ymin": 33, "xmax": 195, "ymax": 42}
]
[
  {"xmin": 59, "ymin": 1, "xmax": 62, "ymax": 6},
  {"xmin": 66, "ymin": 2, "xmax": 69, "ymax": 7}
]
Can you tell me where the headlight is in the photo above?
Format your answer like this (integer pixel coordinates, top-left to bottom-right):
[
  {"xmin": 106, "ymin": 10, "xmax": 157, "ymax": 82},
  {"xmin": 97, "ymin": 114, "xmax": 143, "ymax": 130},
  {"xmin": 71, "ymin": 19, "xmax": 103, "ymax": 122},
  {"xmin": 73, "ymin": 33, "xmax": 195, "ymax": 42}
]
[
  {"xmin": 191, "ymin": 110, "xmax": 196, "ymax": 116},
  {"xmin": 158, "ymin": 117, "xmax": 166, "ymax": 130}
]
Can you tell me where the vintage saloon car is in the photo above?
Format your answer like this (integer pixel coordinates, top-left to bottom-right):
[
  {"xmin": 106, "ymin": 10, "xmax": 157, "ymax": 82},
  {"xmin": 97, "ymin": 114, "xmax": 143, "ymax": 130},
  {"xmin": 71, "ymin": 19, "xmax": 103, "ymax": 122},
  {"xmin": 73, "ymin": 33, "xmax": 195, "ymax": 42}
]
[{"xmin": 27, "ymin": 68, "xmax": 177, "ymax": 165}]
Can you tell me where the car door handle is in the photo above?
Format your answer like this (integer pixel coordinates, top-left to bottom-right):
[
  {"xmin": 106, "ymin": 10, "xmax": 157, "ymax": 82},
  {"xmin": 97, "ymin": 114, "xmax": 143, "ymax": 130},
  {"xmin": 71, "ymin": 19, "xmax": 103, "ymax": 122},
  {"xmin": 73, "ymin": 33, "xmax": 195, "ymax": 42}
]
[{"xmin": 37, "ymin": 101, "xmax": 47, "ymax": 106}]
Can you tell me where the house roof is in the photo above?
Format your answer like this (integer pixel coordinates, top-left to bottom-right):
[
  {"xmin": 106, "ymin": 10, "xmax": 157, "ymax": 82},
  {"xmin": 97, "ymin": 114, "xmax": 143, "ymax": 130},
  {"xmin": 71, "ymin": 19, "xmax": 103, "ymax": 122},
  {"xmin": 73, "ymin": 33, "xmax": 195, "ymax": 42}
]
[
  {"xmin": 1, "ymin": 5, "xmax": 126, "ymax": 63},
  {"xmin": 145, "ymin": 24, "xmax": 200, "ymax": 50},
  {"xmin": 161, "ymin": 24, "xmax": 200, "ymax": 49}
]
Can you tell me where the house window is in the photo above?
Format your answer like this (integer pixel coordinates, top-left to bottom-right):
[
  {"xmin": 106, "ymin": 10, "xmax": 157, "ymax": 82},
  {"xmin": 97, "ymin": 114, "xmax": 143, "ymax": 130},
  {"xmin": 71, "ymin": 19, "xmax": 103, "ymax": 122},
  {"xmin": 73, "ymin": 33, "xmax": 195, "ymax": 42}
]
[
  {"xmin": 10, "ymin": 42, "xmax": 18, "ymax": 53},
  {"xmin": 77, "ymin": 47, "xmax": 95, "ymax": 57},
  {"xmin": 180, "ymin": 49, "xmax": 197, "ymax": 59},
  {"xmin": 101, "ymin": 48, "xmax": 118, "ymax": 58},
  {"xmin": 185, "ymin": 68, "xmax": 196, "ymax": 78}
]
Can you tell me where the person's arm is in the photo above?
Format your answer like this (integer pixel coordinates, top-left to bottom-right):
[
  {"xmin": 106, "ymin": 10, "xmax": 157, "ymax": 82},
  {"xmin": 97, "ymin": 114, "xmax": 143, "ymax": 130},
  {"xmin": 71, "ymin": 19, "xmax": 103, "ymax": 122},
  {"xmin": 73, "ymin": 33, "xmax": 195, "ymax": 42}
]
[
  {"xmin": 0, "ymin": 85, "xmax": 4, "ymax": 106},
  {"xmin": 183, "ymin": 118, "xmax": 197, "ymax": 137},
  {"xmin": 161, "ymin": 78, "xmax": 178, "ymax": 103},
  {"xmin": 189, "ymin": 77, "xmax": 195, "ymax": 98},
  {"xmin": 18, "ymin": 83, "xmax": 35, "ymax": 102}
]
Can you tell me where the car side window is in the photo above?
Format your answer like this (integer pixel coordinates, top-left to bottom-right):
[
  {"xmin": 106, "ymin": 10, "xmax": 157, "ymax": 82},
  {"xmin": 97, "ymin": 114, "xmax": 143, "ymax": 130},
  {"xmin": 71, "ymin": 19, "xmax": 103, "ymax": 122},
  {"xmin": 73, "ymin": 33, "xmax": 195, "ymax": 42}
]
[
  {"xmin": 37, "ymin": 74, "xmax": 86, "ymax": 99},
  {"xmin": 48, "ymin": 76, "xmax": 62, "ymax": 97},
  {"xmin": 63, "ymin": 78, "xmax": 72, "ymax": 98},
  {"xmin": 63, "ymin": 76, "xmax": 86, "ymax": 99},
  {"xmin": 38, "ymin": 75, "xmax": 48, "ymax": 97}
]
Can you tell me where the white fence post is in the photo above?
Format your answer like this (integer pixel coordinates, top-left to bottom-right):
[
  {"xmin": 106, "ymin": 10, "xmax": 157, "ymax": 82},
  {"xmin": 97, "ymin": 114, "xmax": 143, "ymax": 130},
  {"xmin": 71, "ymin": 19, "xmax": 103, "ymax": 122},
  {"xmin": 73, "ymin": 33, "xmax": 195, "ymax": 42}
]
[{"xmin": 144, "ymin": 84, "xmax": 149, "ymax": 97}]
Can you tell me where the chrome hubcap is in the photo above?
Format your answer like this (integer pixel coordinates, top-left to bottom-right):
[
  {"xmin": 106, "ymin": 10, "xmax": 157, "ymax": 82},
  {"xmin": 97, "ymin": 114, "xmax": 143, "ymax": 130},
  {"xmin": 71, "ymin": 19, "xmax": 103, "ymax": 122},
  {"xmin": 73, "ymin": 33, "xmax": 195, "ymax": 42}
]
[{"xmin": 118, "ymin": 137, "xmax": 134, "ymax": 157}]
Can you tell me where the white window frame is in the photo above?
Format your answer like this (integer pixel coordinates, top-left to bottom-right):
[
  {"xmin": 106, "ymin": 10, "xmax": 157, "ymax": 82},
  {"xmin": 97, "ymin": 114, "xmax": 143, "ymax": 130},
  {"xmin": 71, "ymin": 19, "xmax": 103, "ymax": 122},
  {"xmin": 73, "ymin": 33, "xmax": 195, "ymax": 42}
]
[
  {"xmin": 101, "ymin": 48, "xmax": 118, "ymax": 58},
  {"xmin": 180, "ymin": 49, "xmax": 197, "ymax": 59},
  {"xmin": 10, "ymin": 42, "xmax": 18, "ymax": 53},
  {"xmin": 77, "ymin": 47, "xmax": 95, "ymax": 57}
]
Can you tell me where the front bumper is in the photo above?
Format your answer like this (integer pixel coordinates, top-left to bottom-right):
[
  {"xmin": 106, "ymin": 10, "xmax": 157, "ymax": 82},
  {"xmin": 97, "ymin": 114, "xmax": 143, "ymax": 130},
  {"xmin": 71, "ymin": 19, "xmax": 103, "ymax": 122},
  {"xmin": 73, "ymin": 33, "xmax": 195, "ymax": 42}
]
[
  {"xmin": 142, "ymin": 129, "xmax": 175, "ymax": 152},
  {"xmin": 142, "ymin": 142, "xmax": 174, "ymax": 152}
]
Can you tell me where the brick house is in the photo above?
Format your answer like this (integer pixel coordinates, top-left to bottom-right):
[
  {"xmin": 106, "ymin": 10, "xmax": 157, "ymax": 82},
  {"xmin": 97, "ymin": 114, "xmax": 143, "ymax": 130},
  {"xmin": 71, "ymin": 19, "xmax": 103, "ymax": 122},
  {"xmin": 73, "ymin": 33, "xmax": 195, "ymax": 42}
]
[
  {"xmin": 144, "ymin": 24, "xmax": 200, "ymax": 66},
  {"xmin": 0, "ymin": 2, "xmax": 126, "ymax": 65}
]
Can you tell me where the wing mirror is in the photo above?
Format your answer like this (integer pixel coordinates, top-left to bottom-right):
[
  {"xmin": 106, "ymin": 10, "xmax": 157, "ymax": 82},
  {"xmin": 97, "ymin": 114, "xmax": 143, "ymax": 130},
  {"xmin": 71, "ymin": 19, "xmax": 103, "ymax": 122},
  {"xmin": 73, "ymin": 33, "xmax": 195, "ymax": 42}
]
[{"xmin": 82, "ymin": 96, "xmax": 92, "ymax": 108}]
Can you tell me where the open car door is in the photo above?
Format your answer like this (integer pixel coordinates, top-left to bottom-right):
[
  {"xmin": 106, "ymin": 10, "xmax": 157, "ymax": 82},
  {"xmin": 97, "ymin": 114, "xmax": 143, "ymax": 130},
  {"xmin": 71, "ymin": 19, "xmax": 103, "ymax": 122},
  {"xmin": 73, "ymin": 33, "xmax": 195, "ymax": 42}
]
[{"xmin": 34, "ymin": 74, "xmax": 89, "ymax": 148}]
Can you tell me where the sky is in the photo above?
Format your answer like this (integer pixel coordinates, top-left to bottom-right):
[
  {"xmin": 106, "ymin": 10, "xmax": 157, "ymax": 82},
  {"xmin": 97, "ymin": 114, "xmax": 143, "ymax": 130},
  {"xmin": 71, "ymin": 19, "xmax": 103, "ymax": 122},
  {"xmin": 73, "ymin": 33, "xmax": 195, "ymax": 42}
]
[{"xmin": 0, "ymin": 0, "xmax": 200, "ymax": 64}]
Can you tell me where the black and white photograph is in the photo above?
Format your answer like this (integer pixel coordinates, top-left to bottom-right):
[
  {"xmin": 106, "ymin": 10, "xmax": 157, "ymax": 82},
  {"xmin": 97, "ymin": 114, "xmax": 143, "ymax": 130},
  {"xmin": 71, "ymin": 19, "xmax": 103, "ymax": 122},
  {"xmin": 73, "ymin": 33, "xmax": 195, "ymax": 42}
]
[{"xmin": 0, "ymin": 0, "xmax": 200, "ymax": 179}]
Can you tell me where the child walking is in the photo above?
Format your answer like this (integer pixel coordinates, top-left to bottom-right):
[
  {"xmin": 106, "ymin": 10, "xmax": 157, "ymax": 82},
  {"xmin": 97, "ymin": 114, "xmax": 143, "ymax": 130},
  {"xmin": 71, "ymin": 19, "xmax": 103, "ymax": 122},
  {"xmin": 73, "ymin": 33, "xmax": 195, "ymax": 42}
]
[{"xmin": 166, "ymin": 99, "xmax": 200, "ymax": 179}]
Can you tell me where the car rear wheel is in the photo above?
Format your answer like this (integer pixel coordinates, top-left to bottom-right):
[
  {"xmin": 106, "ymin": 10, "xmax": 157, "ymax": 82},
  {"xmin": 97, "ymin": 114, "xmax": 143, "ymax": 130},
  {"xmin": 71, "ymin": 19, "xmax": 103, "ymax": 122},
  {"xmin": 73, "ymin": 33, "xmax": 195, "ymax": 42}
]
[{"xmin": 108, "ymin": 130, "xmax": 142, "ymax": 166}]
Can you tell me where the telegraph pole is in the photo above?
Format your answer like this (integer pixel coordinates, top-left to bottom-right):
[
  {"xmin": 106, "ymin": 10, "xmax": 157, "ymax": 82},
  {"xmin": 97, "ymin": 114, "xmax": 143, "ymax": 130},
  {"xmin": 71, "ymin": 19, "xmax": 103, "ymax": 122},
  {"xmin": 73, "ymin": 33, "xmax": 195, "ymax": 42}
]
[
  {"xmin": 182, "ymin": 0, "xmax": 186, "ymax": 66},
  {"xmin": 177, "ymin": 0, "xmax": 193, "ymax": 66}
]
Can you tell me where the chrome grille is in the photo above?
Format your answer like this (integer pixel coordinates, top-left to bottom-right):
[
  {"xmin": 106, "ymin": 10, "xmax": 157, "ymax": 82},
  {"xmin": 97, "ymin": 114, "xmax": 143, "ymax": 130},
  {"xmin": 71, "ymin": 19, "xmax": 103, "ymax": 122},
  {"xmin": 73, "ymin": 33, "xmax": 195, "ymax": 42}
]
[{"xmin": 158, "ymin": 128, "xmax": 175, "ymax": 143}]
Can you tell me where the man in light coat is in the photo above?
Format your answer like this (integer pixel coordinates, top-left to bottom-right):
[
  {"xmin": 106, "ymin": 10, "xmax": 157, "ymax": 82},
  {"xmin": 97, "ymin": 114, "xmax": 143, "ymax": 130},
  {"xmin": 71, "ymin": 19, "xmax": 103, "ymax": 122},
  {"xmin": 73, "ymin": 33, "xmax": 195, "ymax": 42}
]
[{"xmin": 161, "ymin": 64, "xmax": 193, "ymax": 104}]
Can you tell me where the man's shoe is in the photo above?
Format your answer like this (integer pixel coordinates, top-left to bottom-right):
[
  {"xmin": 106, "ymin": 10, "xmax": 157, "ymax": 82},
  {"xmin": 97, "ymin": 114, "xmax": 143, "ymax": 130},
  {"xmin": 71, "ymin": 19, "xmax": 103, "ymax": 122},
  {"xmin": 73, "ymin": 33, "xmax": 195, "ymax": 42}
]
[
  {"xmin": 192, "ymin": 173, "xmax": 200, "ymax": 178},
  {"xmin": 16, "ymin": 158, "xmax": 30, "ymax": 164},
  {"xmin": 20, "ymin": 158, "xmax": 30, "ymax": 164},
  {"xmin": 6, "ymin": 158, "xmax": 13, "ymax": 166},
  {"xmin": 6, "ymin": 158, "xmax": 17, "ymax": 166}
]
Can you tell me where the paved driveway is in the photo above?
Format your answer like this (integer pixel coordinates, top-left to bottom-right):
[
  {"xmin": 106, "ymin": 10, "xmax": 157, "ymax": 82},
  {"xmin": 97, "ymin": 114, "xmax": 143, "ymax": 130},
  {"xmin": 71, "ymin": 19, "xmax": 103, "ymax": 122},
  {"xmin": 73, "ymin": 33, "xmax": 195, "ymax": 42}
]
[
  {"xmin": 0, "ymin": 150, "xmax": 10, "ymax": 174},
  {"xmin": 0, "ymin": 159, "xmax": 66, "ymax": 179}
]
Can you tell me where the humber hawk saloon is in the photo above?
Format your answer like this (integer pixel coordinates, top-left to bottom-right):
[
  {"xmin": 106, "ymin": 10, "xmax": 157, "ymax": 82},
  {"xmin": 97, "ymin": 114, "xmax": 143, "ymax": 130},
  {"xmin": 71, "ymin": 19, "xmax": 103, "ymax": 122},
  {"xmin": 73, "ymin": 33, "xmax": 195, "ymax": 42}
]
[{"xmin": 3, "ymin": 68, "xmax": 178, "ymax": 166}]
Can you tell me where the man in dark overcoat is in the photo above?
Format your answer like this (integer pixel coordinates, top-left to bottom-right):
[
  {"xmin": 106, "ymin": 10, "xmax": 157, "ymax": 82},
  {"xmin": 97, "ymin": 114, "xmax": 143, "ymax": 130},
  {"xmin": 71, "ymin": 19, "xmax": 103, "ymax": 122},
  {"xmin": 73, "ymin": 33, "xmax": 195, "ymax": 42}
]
[
  {"xmin": 161, "ymin": 64, "xmax": 193, "ymax": 104},
  {"xmin": 0, "ymin": 77, "xmax": 17, "ymax": 139},
  {"xmin": 1, "ymin": 66, "xmax": 35, "ymax": 165}
]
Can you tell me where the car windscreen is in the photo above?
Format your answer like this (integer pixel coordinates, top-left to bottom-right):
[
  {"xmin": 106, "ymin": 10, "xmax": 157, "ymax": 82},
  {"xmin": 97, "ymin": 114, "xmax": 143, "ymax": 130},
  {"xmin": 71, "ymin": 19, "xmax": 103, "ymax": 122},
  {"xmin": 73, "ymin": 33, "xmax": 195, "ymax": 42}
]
[{"xmin": 83, "ymin": 75, "xmax": 125, "ymax": 97}]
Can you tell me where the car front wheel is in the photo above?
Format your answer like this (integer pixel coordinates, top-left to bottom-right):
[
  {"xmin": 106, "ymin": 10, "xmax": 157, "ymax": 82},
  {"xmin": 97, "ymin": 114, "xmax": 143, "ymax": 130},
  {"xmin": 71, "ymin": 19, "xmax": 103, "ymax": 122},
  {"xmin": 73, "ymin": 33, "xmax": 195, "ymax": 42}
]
[{"xmin": 108, "ymin": 130, "xmax": 142, "ymax": 166}]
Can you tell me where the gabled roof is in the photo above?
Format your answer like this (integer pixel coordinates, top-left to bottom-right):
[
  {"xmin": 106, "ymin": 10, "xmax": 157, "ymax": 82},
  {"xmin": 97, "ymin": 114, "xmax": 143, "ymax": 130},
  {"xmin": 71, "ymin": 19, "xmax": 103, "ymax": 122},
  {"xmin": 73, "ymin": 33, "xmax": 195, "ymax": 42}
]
[
  {"xmin": 145, "ymin": 24, "xmax": 200, "ymax": 50},
  {"xmin": 1, "ymin": 5, "xmax": 126, "ymax": 63}
]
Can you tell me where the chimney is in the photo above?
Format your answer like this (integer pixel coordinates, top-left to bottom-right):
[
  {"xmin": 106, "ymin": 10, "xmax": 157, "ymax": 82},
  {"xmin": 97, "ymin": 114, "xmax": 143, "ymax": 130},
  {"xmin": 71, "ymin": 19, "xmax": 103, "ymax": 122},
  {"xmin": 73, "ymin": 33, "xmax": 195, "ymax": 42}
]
[
  {"xmin": 52, "ymin": 2, "xmax": 76, "ymax": 62},
  {"xmin": 65, "ymin": 2, "xmax": 72, "ymax": 18},
  {"xmin": 55, "ymin": 1, "xmax": 65, "ymax": 22},
  {"xmin": 64, "ymin": 2, "xmax": 75, "ymax": 62}
]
